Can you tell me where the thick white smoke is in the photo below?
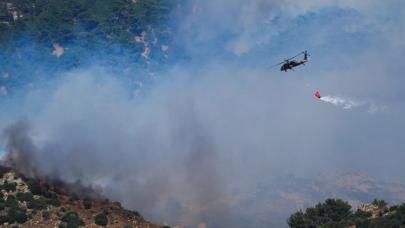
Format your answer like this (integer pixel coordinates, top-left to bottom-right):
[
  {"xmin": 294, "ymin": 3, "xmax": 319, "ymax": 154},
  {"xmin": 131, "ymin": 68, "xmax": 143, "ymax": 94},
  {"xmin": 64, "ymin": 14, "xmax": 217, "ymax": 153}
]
[
  {"xmin": 320, "ymin": 96, "xmax": 358, "ymax": 109},
  {"xmin": 319, "ymin": 95, "xmax": 385, "ymax": 113},
  {"xmin": 4, "ymin": 66, "xmax": 321, "ymax": 226}
]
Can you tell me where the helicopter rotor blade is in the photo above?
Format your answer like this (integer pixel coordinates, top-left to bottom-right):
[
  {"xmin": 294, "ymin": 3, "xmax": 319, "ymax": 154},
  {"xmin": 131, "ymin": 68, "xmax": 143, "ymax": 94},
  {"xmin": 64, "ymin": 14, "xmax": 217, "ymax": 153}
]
[
  {"xmin": 269, "ymin": 51, "xmax": 309, "ymax": 68},
  {"xmin": 286, "ymin": 51, "xmax": 306, "ymax": 61},
  {"xmin": 270, "ymin": 61, "xmax": 287, "ymax": 68}
]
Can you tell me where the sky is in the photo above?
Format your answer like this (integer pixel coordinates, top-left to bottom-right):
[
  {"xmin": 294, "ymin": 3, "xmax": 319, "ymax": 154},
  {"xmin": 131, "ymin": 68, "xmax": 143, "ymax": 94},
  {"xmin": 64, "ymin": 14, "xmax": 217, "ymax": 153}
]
[{"xmin": 1, "ymin": 0, "xmax": 405, "ymax": 227}]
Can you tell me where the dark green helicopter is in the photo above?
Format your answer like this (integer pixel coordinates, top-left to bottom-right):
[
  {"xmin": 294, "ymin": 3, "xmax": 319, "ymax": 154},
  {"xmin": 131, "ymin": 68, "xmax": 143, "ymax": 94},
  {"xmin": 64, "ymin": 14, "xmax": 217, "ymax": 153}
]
[{"xmin": 273, "ymin": 51, "xmax": 310, "ymax": 72}]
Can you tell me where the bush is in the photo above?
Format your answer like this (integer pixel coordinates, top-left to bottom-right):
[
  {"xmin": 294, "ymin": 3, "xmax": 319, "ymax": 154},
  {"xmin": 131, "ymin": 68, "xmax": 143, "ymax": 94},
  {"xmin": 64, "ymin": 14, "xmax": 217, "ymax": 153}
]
[
  {"xmin": 389, "ymin": 205, "xmax": 398, "ymax": 211},
  {"xmin": 47, "ymin": 193, "xmax": 61, "ymax": 207},
  {"xmin": 7, "ymin": 207, "xmax": 27, "ymax": 224},
  {"xmin": 0, "ymin": 215, "xmax": 8, "ymax": 224},
  {"xmin": 0, "ymin": 167, "xmax": 7, "ymax": 179},
  {"xmin": 16, "ymin": 192, "xmax": 34, "ymax": 202},
  {"xmin": 83, "ymin": 198, "xmax": 92, "ymax": 209},
  {"xmin": 353, "ymin": 209, "xmax": 372, "ymax": 218},
  {"xmin": 3, "ymin": 181, "xmax": 17, "ymax": 192},
  {"xmin": 26, "ymin": 197, "xmax": 48, "ymax": 210},
  {"xmin": 94, "ymin": 213, "xmax": 108, "ymax": 226},
  {"xmin": 5, "ymin": 197, "xmax": 19, "ymax": 209},
  {"xmin": 0, "ymin": 197, "xmax": 5, "ymax": 210},
  {"xmin": 61, "ymin": 211, "xmax": 84, "ymax": 227},
  {"xmin": 27, "ymin": 180, "xmax": 42, "ymax": 195},
  {"xmin": 42, "ymin": 211, "xmax": 51, "ymax": 220},
  {"xmin": 372, "ymin": 199, "xmax": 388, "ymax": 208}
]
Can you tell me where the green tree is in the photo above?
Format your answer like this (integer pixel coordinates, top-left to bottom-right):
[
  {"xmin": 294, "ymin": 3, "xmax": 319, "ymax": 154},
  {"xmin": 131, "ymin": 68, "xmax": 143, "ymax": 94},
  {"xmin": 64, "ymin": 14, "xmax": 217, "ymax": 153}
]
[
  {"xmin": 5, "ymin": 196, "xmax": 20, "ymax": 209},
  {"xmin": 61, "ymin": 211, "xmax": 84, "ymax": 227},
  {"xmin": 26, "ymin": 196, "xmax": 48, "ymax": 210},
  {"xmin": 94, "ymin": 213, "xmax": 108, "ymax": 226},
  {"xmin": 372, "ymin": 199, "xmax": 388, "ymax": 208},
  {"xmin": 16, "ymin": 192, "xmax": 34, "ymax": 202},
  {"xmin": 3, "ymin": 181, "xmax": 17, "ymax": 192},
  {"xmin": 27, "ymin": 180, "xmax": 42, "ymax": 195},
  {"xmin": 288, "ymin": 199, "xmax": 352, "ymax": 228},
  {"xmin": 287, "ymin": 211, "xmax": 312, "ymax": 228},
  {"xmin": 7, "ymin": 207, "xmax": 28, "ymax": 224}
]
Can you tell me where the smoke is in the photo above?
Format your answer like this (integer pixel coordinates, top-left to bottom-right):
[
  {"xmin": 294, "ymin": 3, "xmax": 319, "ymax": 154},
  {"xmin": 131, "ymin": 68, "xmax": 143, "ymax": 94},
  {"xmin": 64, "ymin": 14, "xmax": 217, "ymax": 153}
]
[
  {"xmin": 2, "ymin": 67, "xmax": 283, "ymax": 226},
  {"xmin": 1, "ymin": 120, "xmax": 38, "ymax": 177},
  {"xmin": 174, "ymin": 0, "xmax": 402, "ymax": 58},
  {"xmin": 319, "ymin": 95, "xmax": 385, "ymax": 113},
  {"xmin": 1, "ymin": 0, "xmax": 405, "ymax": 227},
  {"xmin": 320, "ymin": 96, "xmax": 359, "ymax": 109}
]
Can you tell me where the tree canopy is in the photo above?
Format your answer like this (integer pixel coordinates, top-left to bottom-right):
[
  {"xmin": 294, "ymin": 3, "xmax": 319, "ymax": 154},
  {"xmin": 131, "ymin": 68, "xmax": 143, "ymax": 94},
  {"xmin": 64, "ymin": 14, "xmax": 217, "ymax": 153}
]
[
  {"xmin": 0, "ymin": 0, "xmax": 170, "ymax": 45},
  {"xmin": 288, "ymin": 198, "xmax": 405, "ymax": 228},
  {"xmin": 0, "ymin": 0, "xmax": 174, "ymax": 94}
]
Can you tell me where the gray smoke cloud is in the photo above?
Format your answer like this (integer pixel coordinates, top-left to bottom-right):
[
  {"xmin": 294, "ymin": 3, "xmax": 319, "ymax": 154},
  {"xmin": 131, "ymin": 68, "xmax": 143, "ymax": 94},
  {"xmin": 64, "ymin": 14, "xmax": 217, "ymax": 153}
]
[
  {"xmin": 1, "ymin": 0, "xmax": 405, "ymax": 227},
  {"xmin": 1, "ymin": 67, "xmax": 286, "ymax": 226}
]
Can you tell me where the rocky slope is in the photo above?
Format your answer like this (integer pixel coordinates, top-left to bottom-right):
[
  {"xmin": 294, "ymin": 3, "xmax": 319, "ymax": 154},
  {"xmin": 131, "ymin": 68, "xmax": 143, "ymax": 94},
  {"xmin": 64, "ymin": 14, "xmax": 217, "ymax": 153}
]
[{"xmin": 0, "ymin": 165, "xmax": 162, "ymax": 228}]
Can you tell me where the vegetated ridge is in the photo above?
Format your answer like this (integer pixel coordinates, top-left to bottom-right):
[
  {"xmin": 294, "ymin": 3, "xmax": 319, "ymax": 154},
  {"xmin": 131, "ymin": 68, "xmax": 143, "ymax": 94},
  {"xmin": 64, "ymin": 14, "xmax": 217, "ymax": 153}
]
[
  {"xmin": 288, "ymin": 198, "xmax": 405, "ymax": 227},
  {"xmin": 0, "ymin": 165, "xmax": 166, "ymax": 228}
]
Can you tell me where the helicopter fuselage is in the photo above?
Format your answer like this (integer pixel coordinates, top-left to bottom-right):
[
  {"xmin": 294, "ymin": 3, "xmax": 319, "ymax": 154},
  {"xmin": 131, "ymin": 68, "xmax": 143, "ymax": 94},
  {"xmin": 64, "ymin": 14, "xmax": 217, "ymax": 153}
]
[{"xmin": 280, "ymin": 60, "xmax": 307, "ymax": 72}]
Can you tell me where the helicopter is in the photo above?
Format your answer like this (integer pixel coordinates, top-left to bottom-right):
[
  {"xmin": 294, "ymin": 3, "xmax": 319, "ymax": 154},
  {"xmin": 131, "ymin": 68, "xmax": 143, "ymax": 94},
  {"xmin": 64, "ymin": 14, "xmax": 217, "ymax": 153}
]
[{"xmin": 272, "ymin": 51, "xmax": 310, "ymax": 72}]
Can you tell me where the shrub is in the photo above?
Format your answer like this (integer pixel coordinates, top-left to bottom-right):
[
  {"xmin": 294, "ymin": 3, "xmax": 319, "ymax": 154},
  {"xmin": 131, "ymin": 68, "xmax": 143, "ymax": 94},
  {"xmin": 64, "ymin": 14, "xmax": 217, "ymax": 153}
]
[
  {"xmin": 125, "ymin": 209, "xmax": 141, "ymax": 218},
  {"xmin": 16, "ymin": 192, "xmax": 34, "ymax": 202},
  {"xmin": 5, "ymin": 197, "xmax": 19, "ymax": 209},
  {"xmin": 353, "ymin": 209, "xmax": 372, "ymax": 218},
  {"xmin": 0, "ymin": 198, "xmax": 5, "ymax": 210},
  {"xmin": 47, "ymin": 193, "xmax": 61, "ymax": 207},
  {"xmin": 94, "ymin": 213, "xmax": 108, "ymax": 226},
  {"xmin": 61, "ymin": 211, "xmax": 84, "ymax": 227},
  {"xmin": 27, "ymin": 180, "xmax": 42, "ymax": 195},
  {"xmin": 42, "ymin": 210, "xmax": 51, "ymax": 220},
  {"xmin": 0, "ymin": 215, "xmax": 8, "ymax": 224},
  {"xmin": 0, "ymin": 167, "xmax": 7, "ymax": 178},
  {"xmin": 83, "ymin": 198, "xmax": 92, "ymax": 209},
  {"xmin": 389, "ymin": 205, "xmax": 398, "ymax": 211},
  {"xmin": 113, "ymin": 201, "xmax": 122, "ymax": 207},
  {"xmin": 3, "ymin": 181, "xmax": 17, "ymax": 192},
  {"xmin": 372, "ymin": 199, "xmax": 388, "ymax": 208},
  {"xmin": 7, "ymin": 207, "xmax": 27, "ymax": 224},
  {"xmin": 26, "ymin": 197, "xmax": 48, "ymax": 210}
]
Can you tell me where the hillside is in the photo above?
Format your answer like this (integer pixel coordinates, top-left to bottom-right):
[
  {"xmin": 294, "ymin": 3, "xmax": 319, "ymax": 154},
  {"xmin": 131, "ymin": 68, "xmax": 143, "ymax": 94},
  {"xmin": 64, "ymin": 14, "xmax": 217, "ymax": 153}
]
[
  {"xmin": 0, "ymin": 0, "xmax": 176, "ymax": 95},
  {"xmin": 0, "ymin": 165, "xmax": 162, "ymax": 228}
]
